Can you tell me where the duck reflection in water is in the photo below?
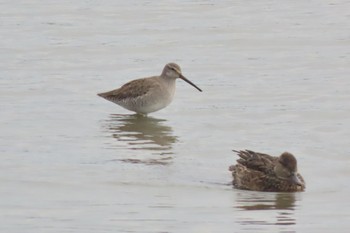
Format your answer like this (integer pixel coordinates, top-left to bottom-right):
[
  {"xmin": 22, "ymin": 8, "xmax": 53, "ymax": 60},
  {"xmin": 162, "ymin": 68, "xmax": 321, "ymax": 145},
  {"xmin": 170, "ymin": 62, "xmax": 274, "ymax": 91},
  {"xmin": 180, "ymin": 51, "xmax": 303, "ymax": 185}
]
[
  {"xmin": 102, "ymin": 114, "xmax": 178, "ymax": 165},
  {"xmin": 236, "ymin": 192, "xmax": 298, "ymax": 228}
]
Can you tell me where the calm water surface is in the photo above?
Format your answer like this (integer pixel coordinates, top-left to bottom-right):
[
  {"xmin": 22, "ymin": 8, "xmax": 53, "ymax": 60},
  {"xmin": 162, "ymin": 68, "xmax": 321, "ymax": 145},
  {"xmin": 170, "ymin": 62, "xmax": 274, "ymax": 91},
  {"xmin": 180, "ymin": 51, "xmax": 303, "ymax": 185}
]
[{"xmin": 1, "ymin": 0, "xmax": 350, "ymax": 232}]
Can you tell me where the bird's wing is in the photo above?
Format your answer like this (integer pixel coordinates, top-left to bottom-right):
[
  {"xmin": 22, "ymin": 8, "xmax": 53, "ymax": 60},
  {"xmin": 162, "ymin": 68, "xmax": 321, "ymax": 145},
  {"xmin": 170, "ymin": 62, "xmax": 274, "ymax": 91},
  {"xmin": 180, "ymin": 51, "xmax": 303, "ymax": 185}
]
[
  {"xmin": 232, "ymin": 149, "xmax": 277, "ymax": 174},
  {"xmin": 98, "ymin": 77, "xmax": 160, "ymax": 101}
]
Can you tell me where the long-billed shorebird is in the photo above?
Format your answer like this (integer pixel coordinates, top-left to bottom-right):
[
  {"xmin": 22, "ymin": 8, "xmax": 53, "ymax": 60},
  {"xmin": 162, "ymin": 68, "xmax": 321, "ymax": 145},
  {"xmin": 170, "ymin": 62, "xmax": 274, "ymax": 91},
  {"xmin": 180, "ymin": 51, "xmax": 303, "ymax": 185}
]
[{"xmin": 97, "ymin": 63, "xmax": 202, "ymax": 115}]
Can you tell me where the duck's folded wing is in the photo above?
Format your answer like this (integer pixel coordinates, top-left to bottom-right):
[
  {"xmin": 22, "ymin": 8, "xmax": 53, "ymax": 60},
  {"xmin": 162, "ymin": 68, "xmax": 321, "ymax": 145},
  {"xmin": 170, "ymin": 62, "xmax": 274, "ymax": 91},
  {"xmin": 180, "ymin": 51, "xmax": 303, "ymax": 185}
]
[{"xmin": 233, "ymin": 150, "xmax": 276, "ymax": 173}]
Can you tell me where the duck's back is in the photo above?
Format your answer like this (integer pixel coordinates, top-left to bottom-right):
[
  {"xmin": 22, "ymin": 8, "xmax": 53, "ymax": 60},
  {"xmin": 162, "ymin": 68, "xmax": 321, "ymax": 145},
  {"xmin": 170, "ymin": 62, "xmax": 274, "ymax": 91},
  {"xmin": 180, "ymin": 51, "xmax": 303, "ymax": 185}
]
[{"xmin": 234, "ymin": 150, "xmax": 277, "ymax": 174}]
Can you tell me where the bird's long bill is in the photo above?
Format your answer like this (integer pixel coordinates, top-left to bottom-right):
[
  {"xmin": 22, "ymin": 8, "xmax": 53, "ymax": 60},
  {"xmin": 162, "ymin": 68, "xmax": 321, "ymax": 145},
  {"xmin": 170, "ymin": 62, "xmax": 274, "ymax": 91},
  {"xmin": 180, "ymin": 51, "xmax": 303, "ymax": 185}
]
[
  {"xmin": 290, "ymin": 173, "xmax": 303, "ymax": 186},
  {"xmin": 180, "ymin": 74, "xmax": 202, "ymax": 92}
]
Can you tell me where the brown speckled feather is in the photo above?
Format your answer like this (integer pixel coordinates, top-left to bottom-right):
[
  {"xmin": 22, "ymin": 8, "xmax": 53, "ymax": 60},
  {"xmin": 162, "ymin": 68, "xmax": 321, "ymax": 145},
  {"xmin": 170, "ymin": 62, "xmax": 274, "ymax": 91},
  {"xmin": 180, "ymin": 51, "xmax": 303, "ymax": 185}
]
[
  {"xmin": 98, "ymin": 77, "xmax": 160, "ymax": 102},
  {"xmin": 233, "ymin": 149, "xmax": 277, "ymax": 175}
]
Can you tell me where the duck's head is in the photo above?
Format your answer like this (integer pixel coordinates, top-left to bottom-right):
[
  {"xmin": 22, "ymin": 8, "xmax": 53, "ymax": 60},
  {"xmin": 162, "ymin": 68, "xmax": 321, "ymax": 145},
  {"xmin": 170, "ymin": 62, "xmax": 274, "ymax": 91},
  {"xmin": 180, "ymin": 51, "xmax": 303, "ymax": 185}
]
[{"xmin": 274, "ymin": 152, "xmax": 303, "ymax": 186}]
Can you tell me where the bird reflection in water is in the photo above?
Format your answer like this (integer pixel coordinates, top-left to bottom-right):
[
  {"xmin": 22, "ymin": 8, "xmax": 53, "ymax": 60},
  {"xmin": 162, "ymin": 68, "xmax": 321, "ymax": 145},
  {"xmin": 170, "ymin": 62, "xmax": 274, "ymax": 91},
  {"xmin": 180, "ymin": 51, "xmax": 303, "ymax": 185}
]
[
  {"xmin": 102, "ymin": 114, "xmax": 178, "ymax": 165},
  {"xmin": 235, "ymin": 192, "xmax": 298, "ymax": 230}
]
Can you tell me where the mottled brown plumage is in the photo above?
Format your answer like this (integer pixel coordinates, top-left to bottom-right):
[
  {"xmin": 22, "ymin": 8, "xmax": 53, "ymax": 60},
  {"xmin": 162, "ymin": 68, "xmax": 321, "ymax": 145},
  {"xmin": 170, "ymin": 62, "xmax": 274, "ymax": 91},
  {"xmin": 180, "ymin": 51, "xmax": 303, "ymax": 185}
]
[
  {"xmin": 229, "ymin": 150, "xmax": 305, "ymax": 192},
  {"xmin": 98, "ymin": 77, "xmax": 162, "ymax": 103}
]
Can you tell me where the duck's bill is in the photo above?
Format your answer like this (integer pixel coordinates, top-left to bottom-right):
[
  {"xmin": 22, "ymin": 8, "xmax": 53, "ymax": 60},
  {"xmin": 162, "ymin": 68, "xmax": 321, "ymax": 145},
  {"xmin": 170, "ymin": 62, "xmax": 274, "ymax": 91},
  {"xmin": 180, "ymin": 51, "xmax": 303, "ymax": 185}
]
[
  {"xmin": 180, "ymin": 74, "xmax": 202, "ymax": 92},
  {"xmin": 290, "ymin": 173, "xmax": 303, "ymax": 186}
]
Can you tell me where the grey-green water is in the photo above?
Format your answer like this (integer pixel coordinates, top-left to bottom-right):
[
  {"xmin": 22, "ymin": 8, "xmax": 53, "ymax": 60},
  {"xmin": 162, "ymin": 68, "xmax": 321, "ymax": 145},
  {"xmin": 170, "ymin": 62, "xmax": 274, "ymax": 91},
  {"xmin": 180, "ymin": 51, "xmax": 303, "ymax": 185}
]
[{"xmin": 1, "ymin": 1, "xmax": 350, "ymax": 232}]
